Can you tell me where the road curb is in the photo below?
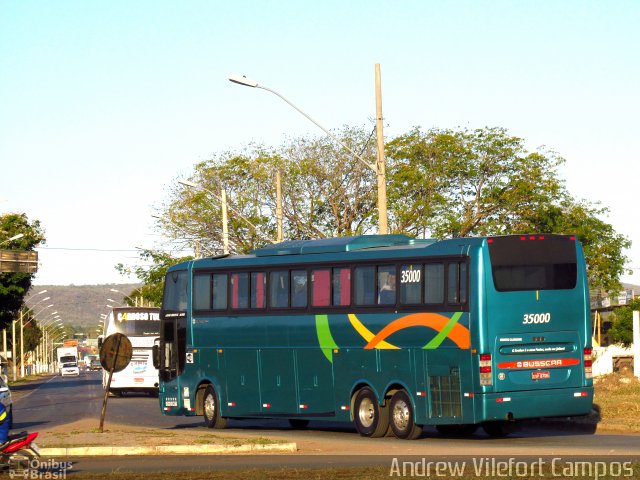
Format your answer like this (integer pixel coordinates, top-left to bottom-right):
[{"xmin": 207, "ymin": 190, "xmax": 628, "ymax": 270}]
[{"xmin": 40, "ymin": 442, "xmax": 297, "ymax": 456}]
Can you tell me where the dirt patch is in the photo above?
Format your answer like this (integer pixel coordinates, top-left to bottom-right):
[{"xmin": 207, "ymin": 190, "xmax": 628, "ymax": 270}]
[{"xmin": 38, "ymin": 418, "xmax": 285, "ymax": 449}]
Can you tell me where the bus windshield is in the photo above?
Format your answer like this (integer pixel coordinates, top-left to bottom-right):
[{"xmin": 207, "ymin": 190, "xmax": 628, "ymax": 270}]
[{"xmin": 488, "ymin": 235, "xmax": 577, "ymax": 292}]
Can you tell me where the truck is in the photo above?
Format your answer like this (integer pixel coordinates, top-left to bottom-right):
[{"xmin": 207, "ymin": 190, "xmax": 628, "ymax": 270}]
[{"xmin": 56, "ymin": 346, "xmax": 80, "ymax": 376}]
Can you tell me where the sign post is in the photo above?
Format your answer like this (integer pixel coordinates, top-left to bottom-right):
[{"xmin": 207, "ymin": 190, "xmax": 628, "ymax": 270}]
[{"xmin": 98, "ymin": 333, "xmax": 133, "ymax": 433}]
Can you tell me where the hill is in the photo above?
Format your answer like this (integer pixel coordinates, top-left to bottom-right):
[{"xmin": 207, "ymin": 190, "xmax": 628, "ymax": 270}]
[{"xmin": 25, "ymin": 284, "xmax": 142, "ymax": 333}]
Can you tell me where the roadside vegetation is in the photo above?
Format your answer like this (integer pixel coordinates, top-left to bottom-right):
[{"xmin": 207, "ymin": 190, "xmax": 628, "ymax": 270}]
[{"xmin": 593, "ymin": 373, "xmax": 640, "ymax": 431}]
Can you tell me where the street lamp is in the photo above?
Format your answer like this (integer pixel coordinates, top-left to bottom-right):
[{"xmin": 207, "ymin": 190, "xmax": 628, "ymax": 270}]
[
  {"xmin": 21, "ymin": 302, "xmax": 53, "ymax": 377},
  {"xmin": 0, "ymin": 233, "xmax": 24, "ymax": 246},
  {"xmin": 229, "ymin": 73, "xmax": 389, "ymax": 234},
  {"xmin": 11, "ymin": 289, "xmax": 48, "ymax": 380}
]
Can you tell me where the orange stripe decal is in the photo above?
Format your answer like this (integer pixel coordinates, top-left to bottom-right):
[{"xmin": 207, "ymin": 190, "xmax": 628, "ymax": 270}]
[{"xmin": 364, "ymin": 313, "xmax": 470, "ymax": 350}]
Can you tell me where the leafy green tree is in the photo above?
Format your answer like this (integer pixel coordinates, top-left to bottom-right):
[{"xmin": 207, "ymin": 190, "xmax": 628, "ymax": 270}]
[
  {"xmin": 386, "ymin": 126, "xmax": 629, "ymax": 291},
  {"xmin": 116, "ymin": 249, "xmax": 193, "ymax": 307},
  {"xmin": 0, "ymin": 213, "xmax": 46, "ymax": 331},
  {"xmin": 386, "ymin": 126, "xmax": 565, "ymax": 237},
  {"xmin": 135, "ymin": 124, "xmax": 630, "ymax": 300},
  {"xmin": 608, "ymin": 298, "xmax": 640, "ymax": 346},
  {"xmin": 521, "ymin": 198, "xmax": 630, "ymax": 292}
]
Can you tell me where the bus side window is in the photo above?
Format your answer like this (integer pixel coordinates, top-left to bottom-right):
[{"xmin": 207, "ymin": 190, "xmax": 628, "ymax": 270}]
[
  {"xmin": 230, "ymin": 273, "xmax": 249, "ymax": 309},
  {"xmin": 448, "ymin": 261, "xmax": 468, "ymax": 304},
  {"xmin": 400, "ymin": 264, "xmax": 422, "ymax": 304},
  {"xmin": 291, "ymin": 270, "xmax": 308, "ymax": 308},
  {"xmin": 377, "ymin": 266, "xmax": 396, "ymax": 305},
  {"xmin": 354, "ymin": 266, "xmax": 375, "ymax": 305},
  {"xmin": 425, "ymin": 263, "xmax": 444, "ymax": 304},
  {"xmin": 311, "ymin": 269, "xmax": 330, "ymax": 307},
  {"xmin": 332, "ymin": 268, "xmax": 351, "ymax": 306},
  {"xmin": 212, "ymin": 273, "xmax": 228, "ymax": 310},
  {"xmin": 193, "ymin": 273, "xmax": 211, "ymax": 310},
  {"xmin": 270, "ymin": 271, "xmax": 289, "ymax": 308},
  {"xmin": 251, "ymin": 272, "xmax": 266, "ymax": 309}
]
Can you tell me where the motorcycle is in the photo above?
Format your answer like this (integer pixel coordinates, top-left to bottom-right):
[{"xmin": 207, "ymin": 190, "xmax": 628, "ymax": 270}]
[{"xmin": 0, "ymin": 431, "xmax": 40, "ymax": 473}]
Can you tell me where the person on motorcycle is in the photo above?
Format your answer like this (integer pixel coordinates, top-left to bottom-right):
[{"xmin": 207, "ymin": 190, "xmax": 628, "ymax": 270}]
[{"xmin": 0, "ymin": 403, "xmax": 10, "ymax": 443}]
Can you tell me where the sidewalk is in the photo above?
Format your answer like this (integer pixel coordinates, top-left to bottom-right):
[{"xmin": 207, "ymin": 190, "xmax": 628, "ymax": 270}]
[
  {"xmin": 10, "ymin": 374, "xmax": 298, "ymax": 457},
  {"xmin": 37, "ymin": 419, "xmax": 298, "ymax": 457}
]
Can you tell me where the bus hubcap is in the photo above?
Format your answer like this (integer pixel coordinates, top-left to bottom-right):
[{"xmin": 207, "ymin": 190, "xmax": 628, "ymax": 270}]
[
  {"xmin": 205, "ymin": 394, "xmax": 216, "ymax": 419},
  {"xmin": 392, "ymin": 400, "xmax": 410, "ymax": 430},
  {"xmin": 358, "ymin": 398, "xmax": 375, "ymax": 428}
]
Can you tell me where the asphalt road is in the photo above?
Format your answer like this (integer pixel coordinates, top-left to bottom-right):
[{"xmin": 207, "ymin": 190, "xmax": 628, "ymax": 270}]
[{"xmin": 10, "ymin": 372, "xmax": 640, "ymax": 474}]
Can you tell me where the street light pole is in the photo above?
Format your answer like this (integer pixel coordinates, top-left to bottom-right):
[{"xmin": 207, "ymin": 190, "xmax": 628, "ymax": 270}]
[
  {"xmin": 14, "ymin": 290, "xmax": 49, "ymax": 379},
  {"xmin": 21, "ymin": 302, "xmax": 53, "ymax": 377},
  {"xmin": 178, "ymin": 179, "xmax": 276, "ymax": 251},
  {"xmin": 229, "ymin": 71, "xmax": 389, "ymax": 234}
]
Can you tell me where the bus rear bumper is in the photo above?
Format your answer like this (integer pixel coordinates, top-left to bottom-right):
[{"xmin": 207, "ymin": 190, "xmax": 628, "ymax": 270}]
[{"xmin": 477, "ymin": 386, "xmax": 594, "ymax": 422}]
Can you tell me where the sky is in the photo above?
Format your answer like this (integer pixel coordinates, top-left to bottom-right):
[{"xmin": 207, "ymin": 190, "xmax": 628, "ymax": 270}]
[{"xmin": 1, "ymin": 1, "xmax": 639, "ymax": 286}]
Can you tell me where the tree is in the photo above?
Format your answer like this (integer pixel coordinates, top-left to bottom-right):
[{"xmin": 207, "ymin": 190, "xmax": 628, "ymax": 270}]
[
  {"xmin": 386, "ymin": 126, "xmax": 629, "ymax": 291},
  {"xmin": 135, "ymin": 124, "xmax": 630, "ymax": 299},
  {"xmin": 0, "ymin": 213, "xmax": 46, "ymax": 331},
  {"xmin": 116, "ymin": 249, "xmax": 193, "ymax": 307},
  {"xmin": 520, "ymin": 198, "xmax": 630, "ymax": 292},
  {"xmin": 386, "ymin": 126, "xmax": 566, "ymax": 237},
  {"xmin": 608, "ymin": 299, "xmax": 640, "ymax": 346},
  {"xmin": 160, "ymin": 126, "xmax": 378, "ymax": 255}
]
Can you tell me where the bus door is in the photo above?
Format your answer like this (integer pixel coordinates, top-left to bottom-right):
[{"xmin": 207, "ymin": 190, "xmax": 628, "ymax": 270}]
[{"xmin": 484, "ymin": 235, "xmax": 588, "ymax": 393}]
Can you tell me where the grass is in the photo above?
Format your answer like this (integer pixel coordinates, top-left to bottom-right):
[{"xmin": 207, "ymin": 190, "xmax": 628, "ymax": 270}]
[{"xmin": 593, "ymin": 373, "xmax": 640, "ymax": 431}]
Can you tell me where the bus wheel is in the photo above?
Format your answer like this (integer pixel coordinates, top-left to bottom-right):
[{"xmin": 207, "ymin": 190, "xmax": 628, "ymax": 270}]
[
  {"xmin": 436, "ymin": 424, "xmax": 478, "ymax": 437},
  {"xmin": 482, "ymin": 421, "xmax": 514, "ymax": 437},
  {"xmin": 389, "ymin": 390, "xmax": 422, "ymax": 440},
  {"xmin": 203, "ymin": 385, "xmax": 227, "ymax": 429},
  {"xmin": 353, "ymin": 387, "xmax": 389, "ymax": 438},
  {"xmin": 288, "ymin": 419, "xmax": 310, "ymax": 429}
]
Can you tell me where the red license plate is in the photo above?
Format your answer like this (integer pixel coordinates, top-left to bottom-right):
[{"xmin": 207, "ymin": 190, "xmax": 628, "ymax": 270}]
[{"xmin": 532, "ymin": 371, "xmax": 550, "ymax": 380}]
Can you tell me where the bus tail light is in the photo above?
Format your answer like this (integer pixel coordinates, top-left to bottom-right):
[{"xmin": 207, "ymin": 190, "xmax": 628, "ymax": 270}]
[
  {"xmin": 584, "ymin": 347, "xmax": 593, "ymax": 379},
  {"xmin": 479, "ymin": 353, "xmax": 493, "ymax": 386}
]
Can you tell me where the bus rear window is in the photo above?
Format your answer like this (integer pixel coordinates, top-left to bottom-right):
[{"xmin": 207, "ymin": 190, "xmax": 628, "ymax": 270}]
[{"xmin": 488, "ymin": 235, "xmax": 577, "ymax": 291}]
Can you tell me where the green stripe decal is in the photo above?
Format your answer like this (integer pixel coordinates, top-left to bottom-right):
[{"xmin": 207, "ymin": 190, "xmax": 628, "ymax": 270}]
[
  {"xmin": 422, "ymin": 311, "xmax": 463, "ymax": 350},
  {"xmin": 315, "ymin": 314, "xmax": 338, "ymax": 363}
]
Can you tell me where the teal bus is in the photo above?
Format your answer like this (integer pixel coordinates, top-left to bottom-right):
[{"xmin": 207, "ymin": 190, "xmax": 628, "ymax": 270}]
[{"xmin": 155, "ymin": 234, "xmax": 593, "ymax": 439}]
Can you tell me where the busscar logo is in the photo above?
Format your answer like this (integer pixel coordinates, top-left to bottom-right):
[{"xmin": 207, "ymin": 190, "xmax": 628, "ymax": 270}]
[{"xmin": 498, "ymin": 358, "xmax": 580, "ymax": 369}]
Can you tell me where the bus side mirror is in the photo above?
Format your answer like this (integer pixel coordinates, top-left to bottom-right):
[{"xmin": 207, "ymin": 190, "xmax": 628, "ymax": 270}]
[
  {"xmin": 98, "ymin": 337, "xmax": 103, "ymax": 349},
  {"xmin": 152, "ymin": 340, "xmax": 160, "ymax": 369}
]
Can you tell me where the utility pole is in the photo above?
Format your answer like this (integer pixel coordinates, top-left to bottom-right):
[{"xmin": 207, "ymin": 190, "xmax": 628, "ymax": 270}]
[
  {"xmin": 276, "ymin": 171, "xmax": 283, "ymax": 242},
  {"xmin": 221, "ymin": 189, "xmax": 229, "ymax": 254},
  {"xmin": 375, "ymin": 63, "xmax": 389, "ymax": 234}
]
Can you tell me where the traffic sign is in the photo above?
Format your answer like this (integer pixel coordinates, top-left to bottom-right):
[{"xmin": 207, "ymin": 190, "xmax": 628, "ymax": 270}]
[{"xmin": 99, "ymin": 333, "xmax": 132, "ymax": 373}]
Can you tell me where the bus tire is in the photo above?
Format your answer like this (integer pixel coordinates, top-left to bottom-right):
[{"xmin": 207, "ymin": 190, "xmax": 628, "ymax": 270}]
[
  {"xmin": 353, "ymin": 387, "xmax": 389, "ymax": 438},
  {"xmin": 482, "ymin": 421, "xmax": 514, "ymax": 437},
  {"xmin": 389, "ymin": 390, "xmax": 422, "ymax": 440},
  {"xmin": 203, "ymin": 384, "xmax": 227, "ymax": 429},
  {"xmin": 288, "ymin": 419, "xmax": 310, "ymax": 429}
]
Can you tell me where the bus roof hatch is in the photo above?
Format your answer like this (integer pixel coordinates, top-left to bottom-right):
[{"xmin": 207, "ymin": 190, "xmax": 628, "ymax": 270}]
[{"xmin": 253, "ymin": 234, "xmax": 415, "ymax": 257}]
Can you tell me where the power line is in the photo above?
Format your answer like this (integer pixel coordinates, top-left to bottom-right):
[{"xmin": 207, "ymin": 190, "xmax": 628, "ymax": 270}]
[{"xmin": 37, "ymin": 247, "xmax": 138, "ymax": 252}]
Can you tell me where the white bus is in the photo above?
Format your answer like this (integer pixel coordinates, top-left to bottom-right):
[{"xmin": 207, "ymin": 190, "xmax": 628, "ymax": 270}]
[{"xmin": 101, "ymin": 307, "xmax": 160, "ymax": 396}]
